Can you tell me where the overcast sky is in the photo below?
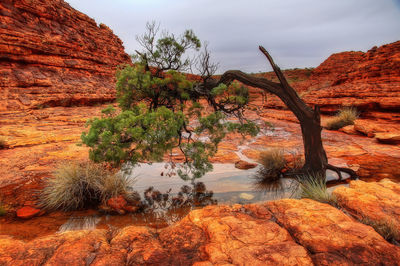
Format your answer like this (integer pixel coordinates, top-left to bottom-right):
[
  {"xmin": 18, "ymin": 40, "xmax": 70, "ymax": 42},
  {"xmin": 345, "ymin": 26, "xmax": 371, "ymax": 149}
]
[{"xmin": 66, "ymin": 0, "xmax": 400, "ymax": 73}]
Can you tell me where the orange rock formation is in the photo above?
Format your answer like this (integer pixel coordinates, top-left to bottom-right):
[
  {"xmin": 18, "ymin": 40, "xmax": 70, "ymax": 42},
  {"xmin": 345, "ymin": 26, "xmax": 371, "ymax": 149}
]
[
  {"xmin": 0, "ymin": 0, "xmax": 131, "ymax": 111},
  {"xmin": 1, "ymin": 180, "xmax": 400, "ymax": 265}
]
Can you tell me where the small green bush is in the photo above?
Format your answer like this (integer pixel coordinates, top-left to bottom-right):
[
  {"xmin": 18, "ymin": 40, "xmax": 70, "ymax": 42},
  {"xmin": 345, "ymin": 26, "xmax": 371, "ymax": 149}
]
[
  {"xmin": 253, "ymin": 148, "xmax": 287, "ymax": 191},
  {"xmin": 360, "ymin": 217, "xmax": 399, "ymax": 244},
  {"xmin": 298, "ymin": 174, "xmax": 338, "ymax": 207},
  {"xmin": 40, "ymin": 161, "xmax": 136, "ymax": 211},
  {"xmin": 325, "ymin": 107, "xmax": 358, "ymax": 130}
]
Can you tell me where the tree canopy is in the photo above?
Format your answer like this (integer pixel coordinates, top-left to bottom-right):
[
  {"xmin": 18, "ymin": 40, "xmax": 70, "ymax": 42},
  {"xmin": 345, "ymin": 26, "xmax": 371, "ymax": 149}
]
[
  {"xmin": 82, "ymin": 22, "xmax": 357, "ymax": 183},
  {"xmin": 81, "ymin": 22, "xmax": 258, "ymax": 180}
]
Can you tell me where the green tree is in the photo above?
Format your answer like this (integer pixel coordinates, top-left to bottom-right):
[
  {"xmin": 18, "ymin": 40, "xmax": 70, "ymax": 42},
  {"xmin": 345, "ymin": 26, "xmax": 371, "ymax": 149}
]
[
  {"xmin": 82, "ymin": 22, "xmax": 258, "ymax": 180},
  {"xmin": 83, "ymin": 22, "xmax": 357, "ymax": 183}
]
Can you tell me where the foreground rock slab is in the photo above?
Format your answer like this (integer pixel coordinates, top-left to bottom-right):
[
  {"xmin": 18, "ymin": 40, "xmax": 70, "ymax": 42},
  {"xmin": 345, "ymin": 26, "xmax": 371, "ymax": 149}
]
[
  {"xmin": 333, "ymin": 179, "xmax": 400, "ymax": 242},
  {"xmin": 266, "ymin": 199, "xmax": 400, "ymax": 265},
  {"xmin": 2, "ymin": 184, "xmax": 400, "ymax": 265}
]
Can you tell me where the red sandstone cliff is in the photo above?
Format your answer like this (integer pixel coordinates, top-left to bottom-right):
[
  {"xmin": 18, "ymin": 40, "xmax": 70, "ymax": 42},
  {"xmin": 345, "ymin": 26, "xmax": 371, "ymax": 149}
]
[
  {"xmin": 0, "ymin": 0, "xmax": 131, "ymax": 111},
  {"xmin": 301, "ymin": 41, "xmax": 400, "ymax": 112},
  {"xmin": 256, "ymin": 41, "xmax": 400, "ymax": 115}
]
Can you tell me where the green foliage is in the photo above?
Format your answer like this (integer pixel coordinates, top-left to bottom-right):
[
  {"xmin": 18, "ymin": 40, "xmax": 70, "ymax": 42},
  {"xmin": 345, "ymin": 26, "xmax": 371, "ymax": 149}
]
[
  {"xmin": 40, "ymin": 161, "xmax": 137, "ymax": 211},
  {"xmin": 298, "ymin": 174, "xmax": 338, "ymax": 207},
  {"xmin": 82, "ymin": 23, "xmax": 258, "ymax": 180},
  {"xmin": 325, "ymin": 107, "xmax": 358, "ymax": 130},
  {"xmin": 359, "ymin": 217, "xmax": 399, "ymax": 244}
]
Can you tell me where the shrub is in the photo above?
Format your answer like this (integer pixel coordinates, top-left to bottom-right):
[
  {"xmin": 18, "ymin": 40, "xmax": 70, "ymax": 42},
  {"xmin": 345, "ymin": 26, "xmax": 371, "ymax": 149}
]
[
  {"xmin": 325, "ymin": 107, "xmax": 358, "ymax": 130},
  {"xmin": 359, "ymin": 217, "xmax": 399, "ymax": 244},
  {"xmin": 40, "ymin": 161, "xmax": 136, "ymax": 211},
  {"xmin": 298, "ymin": 174, "xmax": 338, "ymax": 207},
  {"xmin": 253, "ymin": 148, "xmax": 287, "ymax": 191}
]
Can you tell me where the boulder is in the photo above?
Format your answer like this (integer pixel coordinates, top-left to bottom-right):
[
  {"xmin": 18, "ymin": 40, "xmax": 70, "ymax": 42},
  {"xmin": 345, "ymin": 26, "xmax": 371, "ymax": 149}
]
[
  {"xmin": 333, "ymin": 179, "xmax": 400, "ymax": 242},
  {"xmin": 375, "ymin": 133, "xmax": 400, "ymax": 145},
  {"xmin": 105, "ymin": 195, "xmax": 138, "ymax": 214},
  {"xmin": 234, "ymin": 160, "xmax": 258, "ymax": 170}
]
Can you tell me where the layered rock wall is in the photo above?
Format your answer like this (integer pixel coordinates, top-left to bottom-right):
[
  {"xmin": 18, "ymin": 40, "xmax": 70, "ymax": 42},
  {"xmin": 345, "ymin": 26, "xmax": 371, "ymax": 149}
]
[
  {"xmin": 257, "ymin": 41, "xmax": 400, "ymax": 114},
  {"xmin": 0, "ymin": 0, "xmax": 131, "ymax": 111}
]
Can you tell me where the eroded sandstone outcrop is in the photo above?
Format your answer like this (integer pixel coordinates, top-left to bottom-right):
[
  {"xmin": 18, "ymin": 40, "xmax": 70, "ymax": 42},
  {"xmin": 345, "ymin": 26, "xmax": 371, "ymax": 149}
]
[
  {"xmin": 301, "ymin": 41, "xmax": 400, "ymax": 112},
  {"xmin": 256, "ymin": 41, "xmax": 400, "ymax": 120},
  {"xmin": 1, "ymin": 180, "xmax": 400, "ymax": 265},
  {"xmin": 333, "ymin": 179, "xmax": 400, "ymax": 242},
  {"xmin": 0, "ymin": 0, "xmax": 131, "ymax": 111}
]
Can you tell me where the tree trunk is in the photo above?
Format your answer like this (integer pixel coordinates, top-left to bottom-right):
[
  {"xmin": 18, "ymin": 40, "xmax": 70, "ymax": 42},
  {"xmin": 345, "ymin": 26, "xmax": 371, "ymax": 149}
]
[
  {"xmin": 215, "ymin": 46, "xmax": 357, "ymax": 182},
  {"xmin": 299, "ymin": 107, "xmax": 327, "ymax": 176}
]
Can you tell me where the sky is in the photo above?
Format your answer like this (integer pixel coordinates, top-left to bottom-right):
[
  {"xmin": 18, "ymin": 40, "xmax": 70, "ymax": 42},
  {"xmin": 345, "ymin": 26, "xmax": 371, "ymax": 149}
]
[{"xmin": 66, "ymin": 0, "xmax": 400, "ymax": 73}]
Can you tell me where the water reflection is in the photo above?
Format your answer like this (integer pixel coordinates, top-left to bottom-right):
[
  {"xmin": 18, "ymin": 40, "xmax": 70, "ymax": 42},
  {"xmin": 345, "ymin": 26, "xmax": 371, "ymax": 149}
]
[
  {"xmin": 56, "ymin": 182, "xmax": 217, "ymax": 233},
  {"xmin": 133, "ymin": 181, "xmax": 217, "ymax": 226},
  {"xmin": 58, "ymin": 216, "xmax": 101, "ymax": 233}
]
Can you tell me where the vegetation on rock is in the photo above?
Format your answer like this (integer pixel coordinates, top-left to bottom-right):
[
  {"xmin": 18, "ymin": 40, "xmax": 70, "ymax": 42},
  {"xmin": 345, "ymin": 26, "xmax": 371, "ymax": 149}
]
[
  {"xmin": 298, "ymin": 174, "xmax": 338, "ymax": 206},
  {"xmin": 325, "ymin": 107, "xmax": 358, "ymax": 130},
  {"xmin": 40, "ymin": 161, "xmax": 137, "ymax": 211},
  {"xmin": 82, "ymin": 22, "xmax": 358, "ymax": 183},
  {"xmin": 359, "ymin": 217, "xmax": 399, "ymax": 244},
  {"xmin": 253, "ymin": 149, "xmax": 287, "ymax": 191}
]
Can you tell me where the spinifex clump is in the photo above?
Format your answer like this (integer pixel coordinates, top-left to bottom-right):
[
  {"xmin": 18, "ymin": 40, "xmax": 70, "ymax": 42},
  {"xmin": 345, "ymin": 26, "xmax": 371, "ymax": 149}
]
[{"xmin": 40, "ymin": 161, "xmax": 137, "ymax": 211}]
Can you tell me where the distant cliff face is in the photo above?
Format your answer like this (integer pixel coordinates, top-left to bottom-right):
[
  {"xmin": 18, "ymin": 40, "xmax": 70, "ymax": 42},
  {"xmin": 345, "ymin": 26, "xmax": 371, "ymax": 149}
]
[
  {"xmin": 257, "ymin": 41, "xmax": 400, "ymax": 114},
  {"xmin": 0, "ymin": 0, "xmax": 131, "ymax": 111},
  {"xmin": 301, "ymin": 41, "xmax": 400, "ymax": 112}
]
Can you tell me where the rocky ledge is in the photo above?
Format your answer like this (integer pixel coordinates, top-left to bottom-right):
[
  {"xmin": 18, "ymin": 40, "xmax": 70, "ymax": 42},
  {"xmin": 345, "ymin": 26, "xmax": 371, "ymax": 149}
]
[
  {"xmin": 257, "ymin": 41, "xmax": 400, "ymax": 115},
  {"xmin": 0, "ymin": 0, "xmax": 131, "ymax": 111},
  {"xmin": 1, "ymin": 179, "xmax": 399, "ymax": 265}
]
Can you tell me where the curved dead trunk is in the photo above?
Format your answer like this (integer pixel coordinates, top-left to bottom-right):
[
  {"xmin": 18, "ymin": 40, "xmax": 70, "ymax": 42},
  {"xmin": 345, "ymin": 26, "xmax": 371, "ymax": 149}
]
[{"xmin": 217, "ymin": 46, "xmax": 356, "ymax": 181}]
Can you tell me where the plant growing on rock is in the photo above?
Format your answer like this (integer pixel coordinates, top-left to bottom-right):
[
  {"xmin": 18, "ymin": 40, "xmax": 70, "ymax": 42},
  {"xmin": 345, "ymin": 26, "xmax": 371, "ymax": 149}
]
[
  {"xmin": 82, "ymin": 22, "xmax": 357, "ymax": 183},
  {"xmin": 253, "ymin": 149, "xmax": 305, "ymax": 192},
  {"xmin": 82, "ymin": 22, "xmax": 257, "ymax": 180},
  {"xmin": 325, "ymin": 107, "xmax": 358, "ymax": 130},
  {"xmin": 359, "ymin": 217, "xmax": 399, "ymax": 244},
  {"xmin": 40, "ymin": 161, "xmax": 137, "ymax": 211},
  {"xmin": 253, "ymin": 149, "xmax": 287, "ymax": 191},
  {"xmin": 298, "ymin": 174, "xmax": 338, "ymax": 207}
]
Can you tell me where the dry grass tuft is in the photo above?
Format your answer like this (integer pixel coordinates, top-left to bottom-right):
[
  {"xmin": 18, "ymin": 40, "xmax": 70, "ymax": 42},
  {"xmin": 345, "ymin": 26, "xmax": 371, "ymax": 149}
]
[
  {"xmin": 298, "ymin": 174, "xmax": 338, "ymax": 207},
  {"xmin": 360, "ymin": 217, "xmax": 399, "ymax": 244},
  {"xmin": 40, "ymin": 161, "xmax": 136, "ymax": 211},
  {"xmin": 325, "ymin": 107, "xmax": 358, "ymax": 130},
  {"xmin": 253, "ymin": 148, "xmax": 287, "ymax": 191}
]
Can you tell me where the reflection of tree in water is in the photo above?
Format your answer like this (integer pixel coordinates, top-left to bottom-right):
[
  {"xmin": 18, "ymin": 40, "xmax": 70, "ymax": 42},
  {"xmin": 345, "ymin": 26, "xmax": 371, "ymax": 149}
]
[{"xmin": 132, "ymin": 182, "xmax": 216, "ymax": 227}]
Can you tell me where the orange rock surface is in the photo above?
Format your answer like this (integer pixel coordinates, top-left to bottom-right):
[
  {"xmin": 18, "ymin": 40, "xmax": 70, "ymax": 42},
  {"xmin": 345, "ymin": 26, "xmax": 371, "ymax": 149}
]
[
  {"xmin": 301, "ymin": 41, "xmax": 400, "ymax": 112},
  {"xmin": 258, "ymin": 41, "xmax": 400, "ymax": 115},
  {"xmin": 1, "ymin": 106, "xmax": 400, "ymax": 209},
  {"xmin": 2, "ymin": 179, "xmax": 400, "ymax": 265},
  {"xmin": 333, "ymin": 179, "xmax": 400, "ymax": 242},
  {"xmin": 0, "ymin": 0, "xmax": 131, "ymax": 111}
]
